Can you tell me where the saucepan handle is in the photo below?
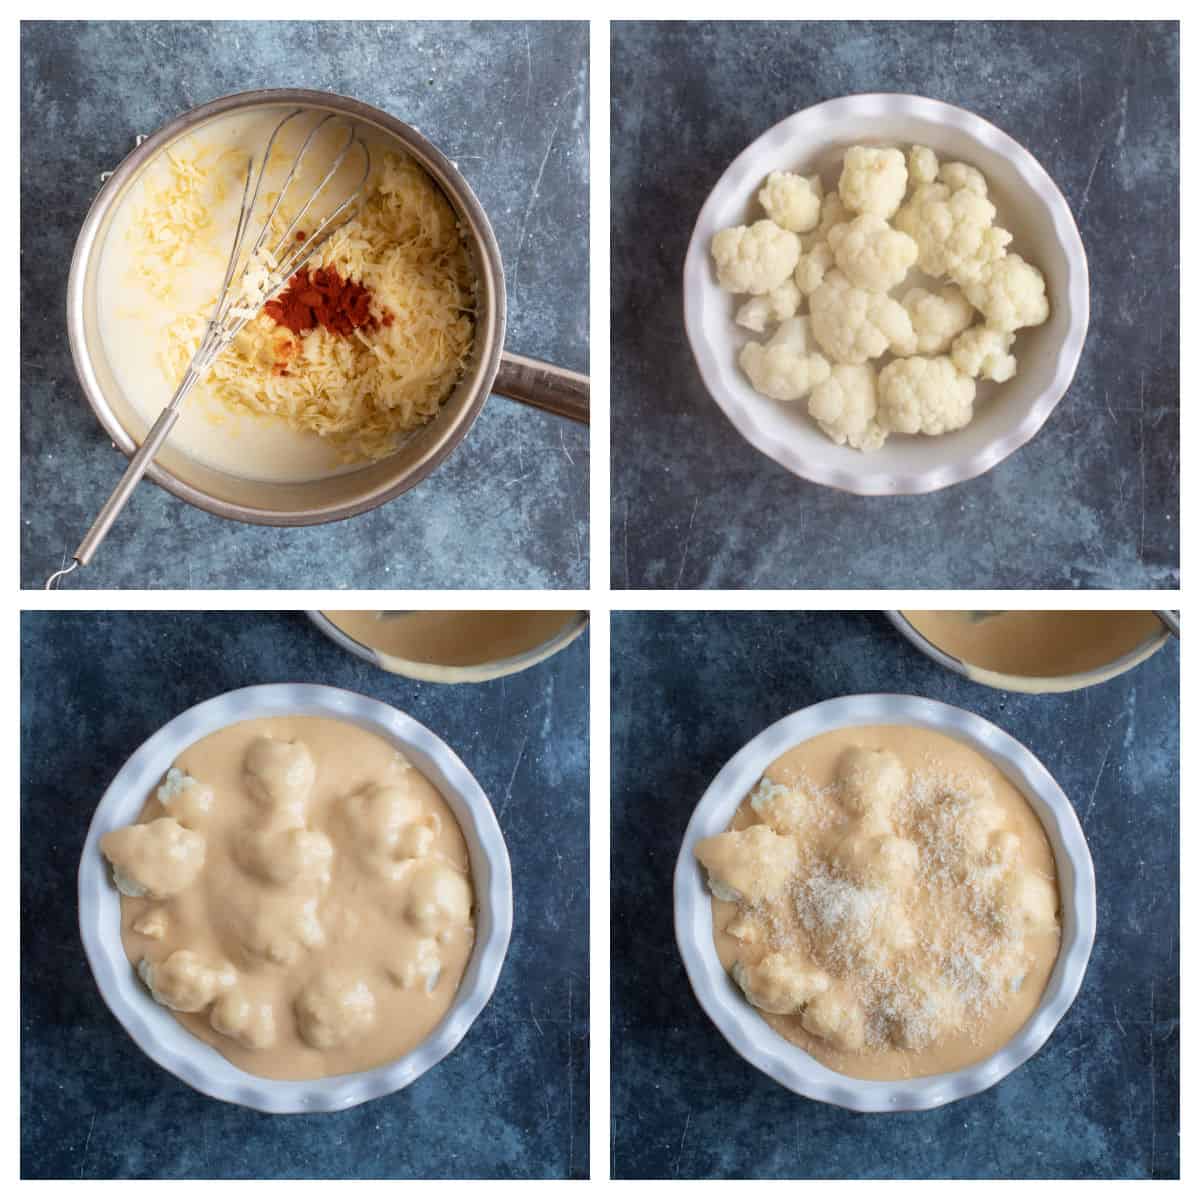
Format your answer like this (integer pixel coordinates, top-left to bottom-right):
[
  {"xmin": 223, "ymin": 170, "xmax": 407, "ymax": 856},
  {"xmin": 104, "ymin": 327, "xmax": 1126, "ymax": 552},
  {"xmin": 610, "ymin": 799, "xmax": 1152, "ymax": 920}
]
[{"xmin": 493, "ymin": 351, "xmax": 589, "ymax": 424}]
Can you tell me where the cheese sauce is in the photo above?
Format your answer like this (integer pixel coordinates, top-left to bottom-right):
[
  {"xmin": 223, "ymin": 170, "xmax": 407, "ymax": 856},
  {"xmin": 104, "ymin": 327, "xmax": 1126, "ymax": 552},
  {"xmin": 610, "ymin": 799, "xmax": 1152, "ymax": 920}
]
[
  {"xmin": 901, "ymin": 610, "xmax": 1164, "ymax": 684},
  {"xmin": 107, "ymin": 715, "xmax": 475, "ymax": 1081},
  {"xmin": 706, "ymin": 725, "xmax": 1060, "ymax": 1081},
  {"xmin": 322, "ymin": 609, "xmax": 577, "ymax": 668}
]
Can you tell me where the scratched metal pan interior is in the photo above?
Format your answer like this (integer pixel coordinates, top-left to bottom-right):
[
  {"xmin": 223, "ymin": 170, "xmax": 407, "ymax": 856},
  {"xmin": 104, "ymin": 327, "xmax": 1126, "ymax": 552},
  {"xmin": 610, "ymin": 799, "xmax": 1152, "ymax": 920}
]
[{"xmin": 67, "ymin": 88, "xmax": 505, "ymax": 527}]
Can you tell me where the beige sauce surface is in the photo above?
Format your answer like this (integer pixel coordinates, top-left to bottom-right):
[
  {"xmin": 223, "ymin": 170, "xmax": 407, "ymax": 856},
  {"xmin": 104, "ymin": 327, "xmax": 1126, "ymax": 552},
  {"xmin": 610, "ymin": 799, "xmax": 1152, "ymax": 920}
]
[
  {"xmin": 106, "ymin": 715, "xmax": 474, "ymax": 1080},
  {"xmin": 902, "ymin": 610, "xmax": 1163, "ymax": 679},
  {"xmin": 707, "ymin": 725, "xmax": 1060, "ymax": 1081},
  {"xmin": 323, "ymin": 610, "xmax": 575, "ymax": 667}
]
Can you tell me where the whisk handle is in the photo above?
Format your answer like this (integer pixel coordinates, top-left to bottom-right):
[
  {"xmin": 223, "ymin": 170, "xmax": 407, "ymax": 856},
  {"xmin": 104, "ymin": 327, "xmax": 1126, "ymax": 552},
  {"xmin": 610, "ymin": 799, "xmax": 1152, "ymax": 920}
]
[
  {"xmin": 494, "ymin": 351, "xmax": 589, "ymax": 424},
  {"xmin": 72, "ymin": 405, "xmax": 183, "ymax": 567}
]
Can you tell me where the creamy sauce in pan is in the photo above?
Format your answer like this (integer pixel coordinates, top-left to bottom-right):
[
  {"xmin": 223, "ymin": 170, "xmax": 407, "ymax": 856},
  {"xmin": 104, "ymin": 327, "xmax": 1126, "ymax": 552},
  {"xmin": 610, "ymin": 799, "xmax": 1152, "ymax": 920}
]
[
  {"xmin": 701, "ymin": 725, "xmax": 1060, "ymax": 1081},
  {"xmin": 103, "ymin": 715, "xmax": 474, "ymax": 1080},
  {"xmin": 901, "ymin": 610, "xmax": 1163, "ymax": 681},
  {"xmin": 322, "ymin": 610, "xmax": 577, "ymax": 667}
]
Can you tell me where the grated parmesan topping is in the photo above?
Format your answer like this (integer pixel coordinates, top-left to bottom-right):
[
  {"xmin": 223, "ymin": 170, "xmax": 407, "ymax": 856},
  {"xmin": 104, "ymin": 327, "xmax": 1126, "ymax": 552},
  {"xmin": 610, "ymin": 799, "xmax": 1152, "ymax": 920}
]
[{"xmin": 715, "ymin": 753, "xmax": 1059, "ymax": 1056}]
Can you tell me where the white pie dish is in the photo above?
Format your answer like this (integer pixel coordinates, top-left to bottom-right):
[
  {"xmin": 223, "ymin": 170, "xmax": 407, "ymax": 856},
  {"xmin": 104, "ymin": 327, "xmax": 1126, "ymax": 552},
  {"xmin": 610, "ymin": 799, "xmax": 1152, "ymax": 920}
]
[
  {"xmin": 673, "ymin": 693, "xmax": 1095, "ymax": 1111},
  {"xmin": 78, "ymin": 683, "xmax": 513, "ymax": 1113},
  {"xmin": 682, "ymin": 93, "xmax": 1089, "ymax": 495}
]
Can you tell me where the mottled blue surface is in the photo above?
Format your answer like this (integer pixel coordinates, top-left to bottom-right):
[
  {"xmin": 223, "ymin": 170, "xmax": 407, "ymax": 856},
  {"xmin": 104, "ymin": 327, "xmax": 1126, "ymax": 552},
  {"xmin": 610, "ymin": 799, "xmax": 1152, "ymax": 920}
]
[
  {"xmin": 20, "ymin": 21, "xmax": 588, "ymax": 589},
  {"xmin": 611, "ymin": 21, "xmax": 1179, "ymax": 589},
  {"xmin": 21, "ymin": 611, "xmax": 588, "ymax": 1178},
  {"xmin": 611, "ymin": 611, "xmax": 1178, "ymax": 1178}
]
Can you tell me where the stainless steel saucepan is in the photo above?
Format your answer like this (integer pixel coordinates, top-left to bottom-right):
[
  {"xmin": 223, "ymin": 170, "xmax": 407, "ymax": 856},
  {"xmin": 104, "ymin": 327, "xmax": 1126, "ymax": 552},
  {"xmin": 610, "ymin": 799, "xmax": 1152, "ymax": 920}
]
[{"xmin": 65, "ymin": 87, "xmax": 588, "ymax": 531}]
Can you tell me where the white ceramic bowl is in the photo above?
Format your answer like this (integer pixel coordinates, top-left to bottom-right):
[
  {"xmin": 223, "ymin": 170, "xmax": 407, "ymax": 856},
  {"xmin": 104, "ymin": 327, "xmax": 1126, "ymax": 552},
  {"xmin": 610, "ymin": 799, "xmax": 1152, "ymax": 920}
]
[
  {"xmin": 683, "ymin": 93, "xmax": 1089, "ymax": 494},
  {"xmin": 674, "ymin": 693, "xmax": 1095, "ymax": 1111},
  {"xmin": 78, "ymin": 684, "xmax": 513, "ymax": 1113}
]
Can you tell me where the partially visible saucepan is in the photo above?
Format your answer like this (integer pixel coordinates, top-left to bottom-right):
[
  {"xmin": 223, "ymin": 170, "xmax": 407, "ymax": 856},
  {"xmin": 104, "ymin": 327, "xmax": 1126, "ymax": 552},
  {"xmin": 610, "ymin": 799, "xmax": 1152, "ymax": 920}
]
[{"xmin": 64, "ymin": 87, "xmax": 588, "ymax": 545}]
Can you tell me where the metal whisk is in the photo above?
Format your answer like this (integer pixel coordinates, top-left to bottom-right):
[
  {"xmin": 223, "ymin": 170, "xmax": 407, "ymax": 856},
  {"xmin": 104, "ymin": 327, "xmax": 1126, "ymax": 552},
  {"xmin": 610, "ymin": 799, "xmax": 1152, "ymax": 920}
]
[{"xmin": 46, "ymin": 109, "xmax": 370, "ymax": 589}]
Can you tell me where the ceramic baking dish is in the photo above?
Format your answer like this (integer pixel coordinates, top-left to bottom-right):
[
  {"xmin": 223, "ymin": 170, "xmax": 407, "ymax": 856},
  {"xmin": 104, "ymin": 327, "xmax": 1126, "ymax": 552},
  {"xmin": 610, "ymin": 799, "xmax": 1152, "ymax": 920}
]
[
  {"xmin": 79, "ymin": 683, "xmax": 512, "ymax": 1113},
  {"xmin": 674, "ymin": 693, "xmax": 1095, "ymax": 1111},
  {"xmin": 683, "ymin": 93, "xmax": 1089, "ymax": 494}
]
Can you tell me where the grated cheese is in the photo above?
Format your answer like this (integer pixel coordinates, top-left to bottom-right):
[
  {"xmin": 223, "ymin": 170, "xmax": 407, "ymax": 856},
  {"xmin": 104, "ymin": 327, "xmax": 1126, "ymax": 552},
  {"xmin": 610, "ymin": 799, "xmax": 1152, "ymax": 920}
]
[{"xmin": 131, "ymin": 142, "xmax": 476, "ymax": 463}]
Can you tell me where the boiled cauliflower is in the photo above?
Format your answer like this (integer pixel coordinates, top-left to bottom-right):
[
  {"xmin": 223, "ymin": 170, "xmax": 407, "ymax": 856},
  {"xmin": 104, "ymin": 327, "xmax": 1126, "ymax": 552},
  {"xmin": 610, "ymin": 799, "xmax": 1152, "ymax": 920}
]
[
  {"xmin": 739, "ymin": 316, "xmax": 832, "ymax": 401},
  {"xmin": 952, "ymin": 326, "xmax": 1018, "ymax": 382},
  {"xmin": 735, "ymin": 279, "xmax": 800, "ymax": 333},
  {"xmin": 894, "ymin": 182, "xmax": 1012, "ymax": 284},
  {"xmin": 807, "ymin": 364, "xmax": 886, "ymax": 452},
  {"xmin": 809, "ymin": 270, "xmax": 917, "ymax": 365},
  {"xmin": 156, "ymin": 767, "xmax": 214, "ymax": 829},
  {"xmin": 827, "ymin": 214, "xmax": 918, "ymax": 292},
  {"xmin": 814, "ymin": 191, "xmax": 851, "ymax": 239},
  {"xmin": 244, "ymin": 737, "xmax": 316, "ymax": 826},
  {"xmin": 939, "ymin": 161, "xmax": 988, "ymax": 196},
  {"xmin": 211, "ymin": 990, "xmax": 277, "ymax": 1049},
  {"xmin": 838, "ymin": 145, "xmax": 908, "ymax": 219},
  {"xmin": 794, "ymin": 240, "xmax": 834, "ymax": 295},
  {"xmin": 962, "ymin": 253, "xmax": 1050, "ymax": 332},
  {"xmin": 100, "ymin": 817, "xmax": 206, "ymax": 899},
  {"xmin": 757, "ymin": 170, "xmax": 822, "ymax": 233},
  {"xmin": 294, "ymin": 970, "xmax": 377, "ymax": 1050},
  {"xmin": 138, "ymin": 950, "xmax": 236, "ymax": 1013},
  {"xmin": 731, "ymin": 953, "xmax": 830, "ymax": 1015},
  {"xmin": 901, "ymin": 285, "xmax": 975, "ymax": 355},
  {"xmin": 711, "ymin": 220, "xmax": 801, "ymax": 294},
  {"xmin": 403, "ymin": 861, "xmax": 474, "ymax": 936},
  {"xmin": 877, "ymin": 356, "xmax": 976, "ymax": 436},
  {"xmin": 801, "ymin": 986, "xmax": 867, "ymax": 1051},
  {"xmin": 908, "ymin": 144, "xmax": 939, "ymax": 187}
]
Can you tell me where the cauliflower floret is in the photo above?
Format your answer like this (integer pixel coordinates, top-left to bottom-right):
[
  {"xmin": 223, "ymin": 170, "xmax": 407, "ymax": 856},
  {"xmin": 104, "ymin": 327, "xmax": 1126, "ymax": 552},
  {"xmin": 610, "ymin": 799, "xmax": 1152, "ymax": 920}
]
[
  {"xmin": 877, "ymin": 356, "xmax": 976, "ymax": 436},
  {"xmin": 337, "ymin": 782, "xmax": 440, "ymax": 881},
  {"xmin": 939, "ymin": 161, "xmax": 988, "ymax": 196},
  {"xmin": 748, "ymin": 777, "xmax": 812, "ymax": 836},
  {"xmin": 807, "ymin": 364, "xmax": 886, "ymax": 452},
  {"xmin": 800, "ymin": 986, "xmax": 867, "ymax": 1051},
  {"xmin": 101, "ymin": 817, "xmax": 206, "ymax": 899},
  {"xmin": 894, "ymin": 182, "xmax": 1012, "ymax": 284},
  {"xmin": 244, "ymin": 737, "xmax": 316, "ymax": 827},
  {"xmin": 826, "ymin": 214, "xmax": 918, "ymax": 292},
  {"xmin": 951, "ymin": 326, "xmax": 1018, "ymax": 382},
  {"xmin": 235, "ymin": 827, "xmax": 334, "ymax": 888},
  {"xmin": 962, "ymin": 253, "xmax": 1050, "ymax": 332},
  {"xmin": 210, "ymin": 990, "xmax": 277, "ymax": 1050},
  {"xmin": 757, "ymin": 170, "xmax": 822, "ymax": 233},
  {"xmin": 711, "ymin": 220, "xmax": 801, "ymax": 295},
  {"xmin": 403, "ymin": 861, "xmax": 474, "ymax": 936},
  {"xmin": 156, "ymin": 767, "xmax": 214, "ymax": 829},
  {"xmin": 900, "ymin": 285, "xmax": 976, "ymax": 355},
  {"xmin": 794, "ymin": 240, "xmax": 834, "ymax": 295},
  {"xmin": 295, "ymin": 970, "xmax": 377, "ymax": 1050},
  {"xmin": 387, "ymin": 938, "xmax": 443, "ymax": 992},
  {"xmin": 996, "ymin": 870, "xmax": 1059, "ymax": 933},
  {"xmin": 833, "ymin": 831, "xmax": 919, "ymax": 890},
  {"xmin": 739, "ymin": 316, "xmax": 832, "ymax": 402},
  {"xmin": 838, "ymin": 145, "xmax": 908, "ymax": 219},
  {"xmin": 235, "ymin": 892, "xmax": 326, "ymax": 966},
  {"xmin": 132, "ymin": 908, "xmax": 169, "ymax": 940},
  {"xmin": 731, "ymin": 953, "xmax": 831, "ymax": 1015},
  {"xmin": 809, "ymin": 270, "xmax": 918, "ymax": 365},
  {"xmin": 814, "ymin": 191, "xmax": 851, "ymax": 239},
  {"xmin": 735, "ymin": 279, "xmax": 800, "ymax": 333},
  {"xmin": 138, "ymin": 950, "xmax": 236, "ymax": 1013},
  {"xmin": 889, "ymin": 972, "xmax": 964, "ymax": 1049},
  {"xmin": 694, "ymin": 825, "xmax": 799, "ymax": 905},
  {"xmin": 908, "ymin": 144, "xmax": 939, "ymax": 187},
  {"xmin": 837, "ymin": 747, "xmax": 906, "ymax": 825}
]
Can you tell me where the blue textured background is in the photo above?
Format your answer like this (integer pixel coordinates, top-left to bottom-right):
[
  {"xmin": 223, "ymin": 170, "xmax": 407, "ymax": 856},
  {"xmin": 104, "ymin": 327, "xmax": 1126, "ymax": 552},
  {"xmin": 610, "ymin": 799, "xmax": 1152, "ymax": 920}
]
[
  {"xmin": 611, "ymin": 611, "xmax": 1178, "ymax": 1179},
  {"xmin": 611, "ymin": 21, "xmax": 1179, "ymax": 589},
  {"xmin": 21, "ymin": 611, "xmax": 589, "ymax": 1179},
  {"xmin": 20, "ymin": 20, "xmax": 588, "ymax": 589}
]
